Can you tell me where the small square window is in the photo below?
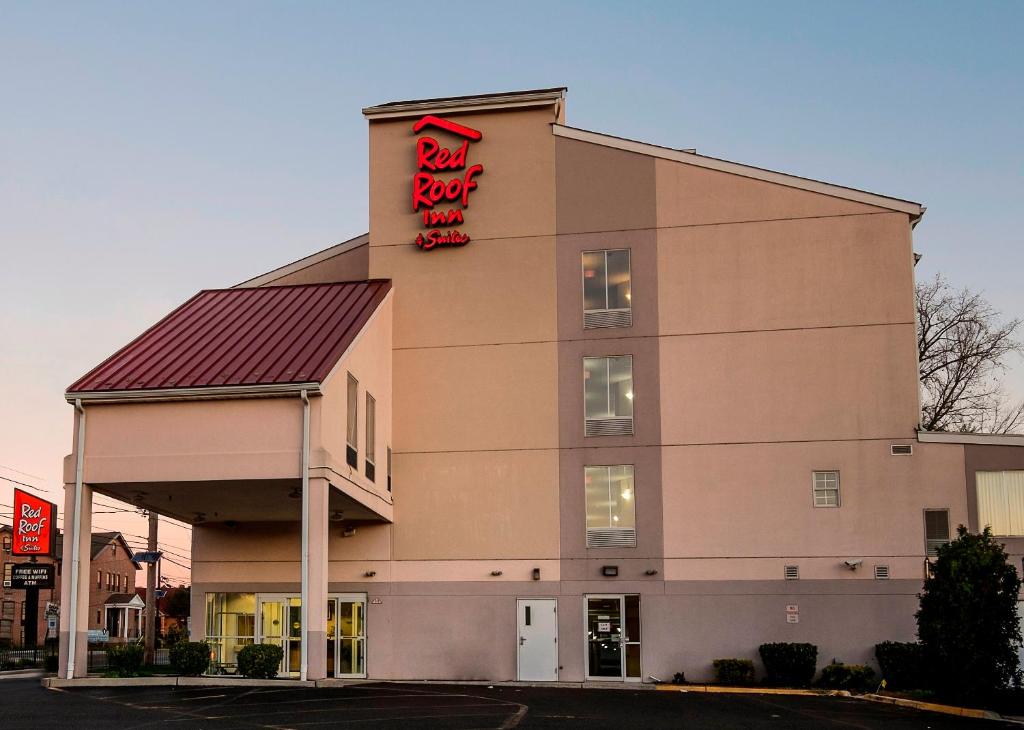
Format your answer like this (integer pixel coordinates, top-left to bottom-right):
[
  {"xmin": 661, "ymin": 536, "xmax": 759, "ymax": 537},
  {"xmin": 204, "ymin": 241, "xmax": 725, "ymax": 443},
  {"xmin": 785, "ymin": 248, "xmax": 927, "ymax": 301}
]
[{"xmin": 813, "ymin": 471, "xmax": 840, "ymax": 507}]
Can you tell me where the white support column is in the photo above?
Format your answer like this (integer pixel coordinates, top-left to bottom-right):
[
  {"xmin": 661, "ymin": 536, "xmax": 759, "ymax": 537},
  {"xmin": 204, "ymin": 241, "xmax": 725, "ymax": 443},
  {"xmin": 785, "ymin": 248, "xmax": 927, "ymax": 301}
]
[{"xmin": 58, "ymin": 482, "xmax": 92, "ymax": 677}]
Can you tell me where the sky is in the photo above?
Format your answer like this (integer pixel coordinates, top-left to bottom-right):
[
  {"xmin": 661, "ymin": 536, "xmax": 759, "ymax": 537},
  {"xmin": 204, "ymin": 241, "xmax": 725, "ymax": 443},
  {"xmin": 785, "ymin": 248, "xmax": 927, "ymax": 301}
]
[{"xmin": 1, "ymin": 1, "xmax": 1022, "ymax": 584}]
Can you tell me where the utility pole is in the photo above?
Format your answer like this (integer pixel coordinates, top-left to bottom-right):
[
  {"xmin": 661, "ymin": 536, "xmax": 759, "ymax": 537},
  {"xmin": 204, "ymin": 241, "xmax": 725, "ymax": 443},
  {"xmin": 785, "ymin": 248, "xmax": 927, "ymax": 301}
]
[{"xmin": 144, "ymin": 511, "xmax": 158, "ymax": 665}]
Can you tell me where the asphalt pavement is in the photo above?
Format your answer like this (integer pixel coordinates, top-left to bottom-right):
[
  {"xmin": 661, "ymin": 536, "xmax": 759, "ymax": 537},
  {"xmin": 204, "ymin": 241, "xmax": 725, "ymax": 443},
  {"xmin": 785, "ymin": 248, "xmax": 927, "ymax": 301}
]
[{"xmin": 0, "ymin": 677, "xmax": 1014, "ymax": 728}]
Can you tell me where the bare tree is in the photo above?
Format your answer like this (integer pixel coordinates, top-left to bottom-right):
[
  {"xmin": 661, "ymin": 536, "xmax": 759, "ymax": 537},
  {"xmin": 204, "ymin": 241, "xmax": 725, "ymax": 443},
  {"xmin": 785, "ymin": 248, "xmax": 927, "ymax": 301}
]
[{"xmin": 917, "ymin": 274, "xmax": 1024, "ymax": 433}]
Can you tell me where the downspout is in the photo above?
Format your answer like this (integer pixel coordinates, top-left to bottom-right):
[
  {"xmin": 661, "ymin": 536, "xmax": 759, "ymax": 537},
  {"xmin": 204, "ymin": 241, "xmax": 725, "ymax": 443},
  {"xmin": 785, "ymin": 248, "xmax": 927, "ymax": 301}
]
[
  {"xmin": 67, "ymin": 399, "xmax": 86, "ymax": 678},
  {"xmin": 299, "ymin": 389, "xmax": 310, "ymax": 682}
]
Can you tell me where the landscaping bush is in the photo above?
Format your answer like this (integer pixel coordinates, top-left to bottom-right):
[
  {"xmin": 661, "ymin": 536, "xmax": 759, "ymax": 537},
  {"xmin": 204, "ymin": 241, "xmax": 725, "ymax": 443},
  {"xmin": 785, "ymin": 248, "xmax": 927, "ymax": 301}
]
[
  {"xmin": 817, "ymin": 661, "xmax": 876, "ymax": 692},
  {"xmin": 917, "ymin": 526, "xmax": 1023, "ymax": 702},
  {"xmin": 758, "ymin": 642, "xmax": 818, "ymax": 687},
  {"xmin": 106, "ymin": 643, "xmax": 144, "ymax": 677},
  {"xmin": 875, "ymin": 641, "xmax": 925, "ymax": 689},
  {"xmin": 713, "ymin": 658, "xmax": 755, "ymax": 686},
  {"xmin": 44, "ymin": 655, "xmax": 59, "ymax": 673},
  {"xmin": 237, "ymin": 643, "xmax": 283, "ymax": 679},
  {"xmin": 164, "ymin": 624, "xmax": 188, "ymax": 647},
  {"xmin": 169, "ymin": 641, "xmax": 211, "ymax": 676},
  {"xmin": 671, "ymin": 671, "xmax": 686, "ymax": 684}
]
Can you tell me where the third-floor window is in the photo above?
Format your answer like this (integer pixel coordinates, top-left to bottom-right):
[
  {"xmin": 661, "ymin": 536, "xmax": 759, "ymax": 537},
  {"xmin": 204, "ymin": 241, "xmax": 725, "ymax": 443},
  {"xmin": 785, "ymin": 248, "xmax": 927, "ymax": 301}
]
[{"xmin": 582, "ymin": 249, "xmax": 631, "ymax": 328}]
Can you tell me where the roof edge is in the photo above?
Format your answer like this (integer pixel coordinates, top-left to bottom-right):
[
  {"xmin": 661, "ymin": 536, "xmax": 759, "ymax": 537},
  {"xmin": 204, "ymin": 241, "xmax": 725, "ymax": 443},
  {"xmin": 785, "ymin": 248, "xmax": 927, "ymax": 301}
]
[
  {"xmin": 234, "ymin": 233, "xmax": 370, "ymax": 288},
  {"xmin": 917, "ymin": 431, "xmax": 1024, "ymax": 447},
  {"xmin": 66, "ymin": 382, "xmax": 323, "ymax": 405},
  {"xmin": 363, "ymin": 87, "xmax": 566, "ymax": 119},
  {"xmin": 552, "ymin": 124, "xmax": 925, "ymax": 220}
]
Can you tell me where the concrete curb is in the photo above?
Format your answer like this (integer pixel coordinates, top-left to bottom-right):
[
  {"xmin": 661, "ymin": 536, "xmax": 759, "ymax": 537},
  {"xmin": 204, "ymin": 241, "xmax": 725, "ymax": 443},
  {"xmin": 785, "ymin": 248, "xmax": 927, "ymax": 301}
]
[
  {"xmin": 1, "ymin": 669, "xmax": 45, "ymax": 680},
  {"xmin": 655, "ymin": 684, "xmax": 849, "ymax": 697},
  {"xmin": 43, "ymin": 676, "xmax": 316, "ymax": 689},
  {"xmin": 859, "ymin": 693, "xmax": 1019, "ymax": 723}
]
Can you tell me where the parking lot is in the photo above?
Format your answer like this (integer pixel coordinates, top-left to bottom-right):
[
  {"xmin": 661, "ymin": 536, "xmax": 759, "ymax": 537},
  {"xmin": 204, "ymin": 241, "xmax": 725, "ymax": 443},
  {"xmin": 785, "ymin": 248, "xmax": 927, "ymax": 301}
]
[{"xmin": 1, "ymin": 678, "xmax": 1015, "ymax": 728}]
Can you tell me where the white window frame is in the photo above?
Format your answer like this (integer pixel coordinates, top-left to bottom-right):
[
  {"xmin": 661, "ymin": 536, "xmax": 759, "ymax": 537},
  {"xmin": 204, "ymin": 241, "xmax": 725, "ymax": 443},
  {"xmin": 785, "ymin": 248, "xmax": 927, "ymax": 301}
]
[{"xmin": 812, "ymin": 470, "xmax": 840, "ymax": 508}]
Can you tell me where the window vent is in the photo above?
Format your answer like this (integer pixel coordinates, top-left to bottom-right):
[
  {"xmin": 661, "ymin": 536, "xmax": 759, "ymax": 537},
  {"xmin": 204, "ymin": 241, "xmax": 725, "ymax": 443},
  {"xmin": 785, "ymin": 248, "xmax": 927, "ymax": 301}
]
[
  {"xmin": 365, "ymin": 461, "xmax": 375, "ymax": 482},
  {"xmin": 586, "ymin": 527, "xmax": 637, "ymax": 549},
  {"xmin": 874, "ymin": 565, "xmax": 890, "ymax": 580},
  {"xmin": 346, "ymin": 445, "xmax": 357, "ymax": 468},
  {"xmin": 891, "ymin": 444, "xmax": 913, "ymax": 456},
  {"xmin": 585, "ymin": 417, "xmax": 634, "ymax": 437},
  {"xmin": 584, "ymin": 309, "xmax": 633, "ymax": 329},
  {"xmin": 784, "ymin": 565, "xmax": 799, "ymax": 580}
]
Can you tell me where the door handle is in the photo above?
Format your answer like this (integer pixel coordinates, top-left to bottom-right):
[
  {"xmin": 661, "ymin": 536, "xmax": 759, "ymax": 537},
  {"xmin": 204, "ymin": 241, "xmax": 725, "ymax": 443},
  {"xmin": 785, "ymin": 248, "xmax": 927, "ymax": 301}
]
[{"xmin": 519, "ymin": 636, "xmax": 526, "ymax": 646}]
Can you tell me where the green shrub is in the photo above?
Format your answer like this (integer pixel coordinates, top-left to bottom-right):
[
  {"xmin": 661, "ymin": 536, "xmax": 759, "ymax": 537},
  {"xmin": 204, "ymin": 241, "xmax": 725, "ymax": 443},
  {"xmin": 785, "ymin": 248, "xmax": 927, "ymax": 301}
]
[
  {"xmin": 713, "ymin": 658, "xmax": 755, "ymax": 686},
  {"xmin": 44, "ymin": 655, "xmax": 59, "ymax": 673},
  {"xmin": 671, "ymin": 671, "xmax": 686, "ymax": 684},
  {"xmin": 917, "ymin": 526, "xmax": 1023, "ymax": 702},
  {"xmin": 106, "ymin": 643, "xmax": 144, "ymax": 677},
  {"xmin": 164, "ymin": 624, "xmax": 188, "ymax": 647},
  {"xmin": 758, "ymin": 642, "xmax": 818, "ymax": 687},
  {"xmin": 875, "ymin": 641, "xmax": 925, "ymax": 689},
  {"xmin": 817, "ymin": 661, "xmax": 876, "ymax": 692},
  {"xmin": 237, "ymin": 643, "xmax": 283, "ymax": 679},
  {"xmin": 169, "ymin": 641, "xmax": 211, "ymax": 676}
]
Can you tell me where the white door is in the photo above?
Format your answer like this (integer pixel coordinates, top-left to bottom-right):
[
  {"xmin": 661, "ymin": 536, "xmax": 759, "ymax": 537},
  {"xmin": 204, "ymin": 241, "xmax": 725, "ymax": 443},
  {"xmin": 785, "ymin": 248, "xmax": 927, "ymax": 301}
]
[{"xmin": 517, "ymin": 598, "xmax": 558, "ymax": 681}]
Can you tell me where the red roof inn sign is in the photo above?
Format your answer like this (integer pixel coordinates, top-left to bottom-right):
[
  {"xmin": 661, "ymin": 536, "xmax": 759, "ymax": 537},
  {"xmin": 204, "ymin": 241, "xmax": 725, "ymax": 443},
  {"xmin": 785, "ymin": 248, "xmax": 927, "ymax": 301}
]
[
  {"xmin": 12, "ymin": 488, "xmax": 58, "ymax": 557},
  {"xmin": 411, "ymin": 115, "xmax": 484, "ymax": 251}
]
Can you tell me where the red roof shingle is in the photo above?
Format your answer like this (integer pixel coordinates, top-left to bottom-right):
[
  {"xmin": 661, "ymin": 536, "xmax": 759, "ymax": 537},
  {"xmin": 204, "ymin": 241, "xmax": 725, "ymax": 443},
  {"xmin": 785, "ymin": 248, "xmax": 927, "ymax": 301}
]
[{"xmin": 67, "ymin": 281, "xmax": 391, "ymax": 393}]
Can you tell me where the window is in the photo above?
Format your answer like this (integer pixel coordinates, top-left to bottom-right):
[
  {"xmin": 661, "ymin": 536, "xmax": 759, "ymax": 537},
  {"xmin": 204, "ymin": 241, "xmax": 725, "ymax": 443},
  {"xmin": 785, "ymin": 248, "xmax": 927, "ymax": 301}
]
[
  {"xmin": 582, "ymin": 249, "xmax": 632, "ymax": 328},
  {"xmin": 924, "ymin": 509, "xmax": 951, "ymax": 557},
  {"xmin": 111, "ymin": 544, "xmax": 116, "ymax": 557},
  {"xmin": 812, "ymin": 471, "xmax": 840, "ymax": 507},
  {"xmin": 106, "ymin": 572, "xmax": 112, "ymax": 590},
  {"xmin": 206, "ymin": 593, "xmax": 256, "ymax": 673},
  {"xmin": 585, "ymin": 465, "xmax": 636, "ymax": 548},
  {"xmin": 2, "ymin": 563, "xmax": 11, "ymax": 587},
  {"xmin": 125, "ymin": 574, "xmax": 129, "ymax": 591},
  {"xmin": 583, "ymin": 355, "xmax": 634, "ymax": 436},
  {"xmin": 977, "ymin": 471, "xmax": 1024, "ymax": 536},
  {"xmin": 96, "ymin": 610, "xmax": 101, "ymax": 624},
  {"xmin": 97, "ymin": 571, "xmax": 102, "ymax": 589},
  {"xmin": 2, "ymin": 534, "xmax": 10, "ymax": 552},
  {"xmin": 115, "ymin": 574, "xmax": 120, "ymax": 591},
  {"xmin": 387, "ymin": 446, "xmax": 392, "ymax": 493},
  {"xmin": 346, "ymin": 374, "xmax": 359, "ymax": 468},
  {"xmin": 365, "ymin": 393, "xmax": 376, "ymax": 482}
]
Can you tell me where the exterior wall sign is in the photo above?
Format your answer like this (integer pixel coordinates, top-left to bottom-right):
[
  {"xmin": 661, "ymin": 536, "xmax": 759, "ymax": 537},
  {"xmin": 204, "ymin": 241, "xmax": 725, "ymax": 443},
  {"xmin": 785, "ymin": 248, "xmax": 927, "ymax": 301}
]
[
  {"xmin": 10, "ymin": 563, "xmax": 56, "ymax": 589},
  {"xmin": 411, "ymin": 114, "xmax": 483, "ymax": 251},
  {"xmin": 12, "ymin": 488, "xmax": 58, "ymax": 557}
]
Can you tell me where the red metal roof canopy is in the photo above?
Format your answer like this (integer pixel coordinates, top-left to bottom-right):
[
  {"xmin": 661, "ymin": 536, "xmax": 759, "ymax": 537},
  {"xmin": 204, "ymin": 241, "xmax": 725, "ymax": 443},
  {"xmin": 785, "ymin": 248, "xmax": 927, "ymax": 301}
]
[{"xmin": 68, "ymin": 281, "xmax": 391, "ymax": 393}]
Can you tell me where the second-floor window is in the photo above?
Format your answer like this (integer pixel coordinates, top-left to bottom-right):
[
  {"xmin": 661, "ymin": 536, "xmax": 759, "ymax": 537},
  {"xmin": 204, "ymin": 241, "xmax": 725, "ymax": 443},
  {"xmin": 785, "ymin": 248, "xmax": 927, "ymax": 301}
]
[
  {"xmin": 583, "ymin": 355, "xmax": 634, "ymax": 436},
  {"xmin": 365, "ymin": 393, "xmax": 376, "ymax": 482},
  {"xmin": 582, "ymin": 249, "xmax": 631, "ymax": 328},
  {"xmin": 346, "ymin": 374, "xmax": 359, "ymax": 468},
  {"xmin": 585, "ymin": 465, "xmax": 636, "ymax": 548},
  {"xmin": 812, "ymin": 471, "xmax": 840, "ymax": 507},
  {"xmin": 2, "ymin": 534, "xmax": 10, "ymax": 552}
]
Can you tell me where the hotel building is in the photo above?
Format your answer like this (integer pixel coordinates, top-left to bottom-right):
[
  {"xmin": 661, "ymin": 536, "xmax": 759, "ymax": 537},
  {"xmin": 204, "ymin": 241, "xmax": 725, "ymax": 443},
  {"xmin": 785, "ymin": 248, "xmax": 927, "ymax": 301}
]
[{"xmin": 57, "ymin": 88, "xmax": 1024, "ymax": 682}]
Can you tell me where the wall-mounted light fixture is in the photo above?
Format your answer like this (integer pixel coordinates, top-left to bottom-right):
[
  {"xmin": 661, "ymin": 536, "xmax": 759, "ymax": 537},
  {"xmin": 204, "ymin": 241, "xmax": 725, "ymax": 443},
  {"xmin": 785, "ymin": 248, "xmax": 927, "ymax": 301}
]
[
  {"xmin": 193, "ymin": 512, "xmax": 206, "ymax": 524},
  {"xmin": 602, "ymin": 565, "xmax": 618, "ymax": 577},
  {"xmin": 364, "ymin": 570, "xmax": 376, "ymax": 578},
  {"xmin": 329, "ymin": 511, "xmax": 345, "ymax": 522},
  {"xmin": 644, "ymin": 568, "xmax": 659, "ymax": 576},
  {"xmin": 491, "ymin": 569, "xmax": 503, "ymax": 576},
  {"xmin": 288, "ymin": 487, "xmax": 302, "ymax": 500},
  {"xmin": 342, "ymin": 526, "xmax": 357, "ymax": 538},
  {"xmin": 532, "ymin": 568, "xmax": 541, "ymax": 581}
]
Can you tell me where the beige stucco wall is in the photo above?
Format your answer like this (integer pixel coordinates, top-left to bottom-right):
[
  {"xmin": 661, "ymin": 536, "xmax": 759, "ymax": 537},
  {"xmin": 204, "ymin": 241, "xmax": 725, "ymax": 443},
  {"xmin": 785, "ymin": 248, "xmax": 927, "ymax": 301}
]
[
  {"xmin": 367, "ymin": 103, "xmax": 563, "ymax": 564},
  {"xmin": 71, "ymin": 398, "xmax": 303, "ymax": 485}
]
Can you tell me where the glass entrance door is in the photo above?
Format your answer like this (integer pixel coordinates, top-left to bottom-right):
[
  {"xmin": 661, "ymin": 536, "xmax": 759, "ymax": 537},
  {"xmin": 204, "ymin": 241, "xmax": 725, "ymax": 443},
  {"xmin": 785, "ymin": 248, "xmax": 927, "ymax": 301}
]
[
  {"xmin": 327, "ymin": 594, "xmax": 366, "ymax": 678},
  {"xmin": 257, "ymin": 595, "xmax": 300, "ymax": 676},
  {"xmin": 585, "ymin": 595, "xmax": 641, "ymax": 681}
]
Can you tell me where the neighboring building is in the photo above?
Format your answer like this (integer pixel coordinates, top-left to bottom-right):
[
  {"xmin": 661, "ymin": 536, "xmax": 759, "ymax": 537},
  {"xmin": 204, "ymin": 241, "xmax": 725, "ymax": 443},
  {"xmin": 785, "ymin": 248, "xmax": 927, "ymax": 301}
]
[
  {"xmin": 56, "ymin": 88, "xmax": 1024, "ymax": 681},
  {"xmin": 2, "ymin": 525, "xmax": 139, "ymax": 646}
]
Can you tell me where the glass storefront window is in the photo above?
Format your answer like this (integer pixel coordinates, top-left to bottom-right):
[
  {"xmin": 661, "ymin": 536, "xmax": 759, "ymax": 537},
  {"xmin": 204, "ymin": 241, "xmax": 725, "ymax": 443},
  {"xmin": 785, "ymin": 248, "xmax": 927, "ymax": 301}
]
[{"xmin": 205, "ymin": 593, "xmax": 256, "ymax": 674}]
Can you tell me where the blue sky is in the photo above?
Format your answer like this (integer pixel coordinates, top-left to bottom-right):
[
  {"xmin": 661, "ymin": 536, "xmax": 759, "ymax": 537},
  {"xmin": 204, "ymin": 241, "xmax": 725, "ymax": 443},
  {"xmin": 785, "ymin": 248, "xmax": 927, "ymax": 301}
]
[{"xmin": 1, "ymin": 1, "xmax": 1021, "ymax": 572}]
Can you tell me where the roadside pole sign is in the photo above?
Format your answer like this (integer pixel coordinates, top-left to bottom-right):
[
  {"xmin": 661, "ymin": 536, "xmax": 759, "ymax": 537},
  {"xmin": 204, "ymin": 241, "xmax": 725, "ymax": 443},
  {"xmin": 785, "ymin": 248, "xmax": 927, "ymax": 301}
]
[
  {"xmin": 12, "ymin": 488, "xmax": 58, "ymax": 557},
  {"xmin": 132, "ymin": 551, "xmax": 162, "ymax": 564},
  {"xmin": 10, "ymin": 563, "xmax": 56, "ymax": 589}
]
